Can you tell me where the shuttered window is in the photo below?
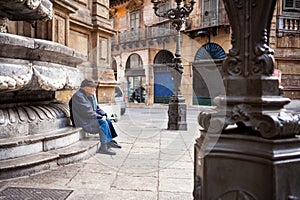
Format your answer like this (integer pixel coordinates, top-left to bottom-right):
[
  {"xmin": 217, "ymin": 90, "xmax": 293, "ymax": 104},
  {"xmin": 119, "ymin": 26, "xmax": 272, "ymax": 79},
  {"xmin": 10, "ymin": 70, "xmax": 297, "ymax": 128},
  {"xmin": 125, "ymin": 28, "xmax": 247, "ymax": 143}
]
[
  {"xmin": 202, "ymin": 0, "xmax": 219, "ymax": 26},
  {"xmin": 130, "ymin": 11, "xmax": 140, "ymax": 30},
  {"xmin": 283, "ymin": 0, "xmax": 300, "ymax": 11}
]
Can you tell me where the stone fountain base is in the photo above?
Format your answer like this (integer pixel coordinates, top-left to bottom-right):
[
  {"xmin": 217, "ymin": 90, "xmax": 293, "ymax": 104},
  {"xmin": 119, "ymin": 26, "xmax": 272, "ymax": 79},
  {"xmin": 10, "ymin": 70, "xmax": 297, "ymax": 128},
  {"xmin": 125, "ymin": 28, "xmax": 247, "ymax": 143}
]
[
  {"xmin": 0, "ymin": 32, "xmax": 98, "ymax": 179},
  {"xmin": 0, "ymin": 33, "xmax": 85, "ymax": 138}
]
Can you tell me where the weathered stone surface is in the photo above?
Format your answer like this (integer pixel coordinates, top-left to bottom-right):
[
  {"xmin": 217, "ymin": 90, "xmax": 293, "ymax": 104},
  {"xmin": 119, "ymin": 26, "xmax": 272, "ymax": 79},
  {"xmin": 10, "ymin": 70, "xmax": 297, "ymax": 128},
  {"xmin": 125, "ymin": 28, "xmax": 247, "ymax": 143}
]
[
  {"xmin": 0, "ymin": 0, "xmax": 52, "ymax": 22},
  {"xmin": 0, "ymin": 102, "xmax": 70, "ymax": 138},
  {"xmin": 0, "ymin": 33, "xmax": 85, "ymax": 92},
  {"xmin": 0, "ymin": 33, "xmax": 86, "ymax": 67}
]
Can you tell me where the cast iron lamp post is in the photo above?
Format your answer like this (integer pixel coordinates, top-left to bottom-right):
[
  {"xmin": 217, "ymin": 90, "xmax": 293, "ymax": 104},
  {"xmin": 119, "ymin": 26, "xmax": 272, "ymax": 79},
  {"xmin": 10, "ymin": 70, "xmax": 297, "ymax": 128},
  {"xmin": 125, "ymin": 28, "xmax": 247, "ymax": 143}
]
[
  {"xmin": 194, "ymin": 0, "xmax": 300, "ymax": 199},
  {"xmin": 151, "ymin": 0, "xmax": 195, "ymax": 130}
]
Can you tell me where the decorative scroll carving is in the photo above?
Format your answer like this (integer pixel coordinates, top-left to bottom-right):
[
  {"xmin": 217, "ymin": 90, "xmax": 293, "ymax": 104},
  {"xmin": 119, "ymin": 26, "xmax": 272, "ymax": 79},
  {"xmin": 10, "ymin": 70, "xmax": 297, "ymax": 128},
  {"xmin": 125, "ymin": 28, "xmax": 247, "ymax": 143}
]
[
  {"xmin": 0, "ymin": 65, "xmax": 81, "ymax": 91},
  {"xmin": 34, "ymin": 68, "xmax": 65, "ymax": 91},
  {"xmin": 0, "ymin": 68, "xmax": 33, "ymax": 90},
  {"xmin": 199, "ymin": 104, "xmax": 300, "ymax": 139},
  {"xmin": 222, "ymin": 0, "xmax": 277, "ymax": 77},
  {"xmin": 229, "ymin": 104, "xmax": 252, "ymax": 122},
  {"xmin": 0, "ymin": 102, "xmax": 69, "ymax": 127},
  {"xmin": 224, "ymin": 34, "xmax": 242, "ymax": 76},
  {"xmin": 198, "ymin": 110, "xmax": 227, "ymax": 133}
]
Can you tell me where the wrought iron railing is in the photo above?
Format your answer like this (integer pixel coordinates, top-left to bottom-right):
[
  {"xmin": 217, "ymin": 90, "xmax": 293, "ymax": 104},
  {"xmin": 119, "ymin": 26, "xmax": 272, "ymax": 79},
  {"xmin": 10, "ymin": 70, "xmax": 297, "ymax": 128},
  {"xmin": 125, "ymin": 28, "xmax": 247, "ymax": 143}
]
[
  {"xmin": 145, "ymin": 24, "xmax": 176, "ymax": 38},
  {"xmin": 112, "ymin": 23, "xmax": 176, "ymax": 49},
  {"xmin": 277, "ymin": 15, "xmax": 300, "ymax": 36},
  {"xmin": 119, "ymin": 28, "xmax": 142, "ymax": 43}
]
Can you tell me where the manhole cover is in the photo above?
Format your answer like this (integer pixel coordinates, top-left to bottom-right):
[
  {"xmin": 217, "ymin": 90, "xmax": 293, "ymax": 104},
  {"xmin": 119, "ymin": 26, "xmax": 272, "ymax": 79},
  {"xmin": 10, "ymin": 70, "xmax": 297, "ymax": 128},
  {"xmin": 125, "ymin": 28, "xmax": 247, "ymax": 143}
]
[{"xmin": 0, "ymin": 187, "xmax": 73, "ymax": 200}]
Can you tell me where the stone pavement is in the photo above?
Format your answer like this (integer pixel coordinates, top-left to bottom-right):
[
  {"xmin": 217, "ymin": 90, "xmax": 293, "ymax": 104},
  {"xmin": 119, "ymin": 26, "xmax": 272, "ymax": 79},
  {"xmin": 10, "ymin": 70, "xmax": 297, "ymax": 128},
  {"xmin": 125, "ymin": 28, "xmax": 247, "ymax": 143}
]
[{"xmin": 0, "ymin": 105, "xmax": 210, "ymax": 200}]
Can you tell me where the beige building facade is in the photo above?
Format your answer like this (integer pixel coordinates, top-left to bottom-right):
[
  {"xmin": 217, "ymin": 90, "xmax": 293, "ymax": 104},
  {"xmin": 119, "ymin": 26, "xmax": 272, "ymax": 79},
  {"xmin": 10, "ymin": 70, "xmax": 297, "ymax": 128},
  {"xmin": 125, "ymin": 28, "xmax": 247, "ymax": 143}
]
[
  {"xmin": 271, "ymin": 1, "xmax": 300, "ymax": 99},
  {"xmin": 110, "ymin": 0, "xmax": 230, "ymax": 106},
  {"xmin": 110, "ymin": 0, "xmax": 300, "ymax": 107}
]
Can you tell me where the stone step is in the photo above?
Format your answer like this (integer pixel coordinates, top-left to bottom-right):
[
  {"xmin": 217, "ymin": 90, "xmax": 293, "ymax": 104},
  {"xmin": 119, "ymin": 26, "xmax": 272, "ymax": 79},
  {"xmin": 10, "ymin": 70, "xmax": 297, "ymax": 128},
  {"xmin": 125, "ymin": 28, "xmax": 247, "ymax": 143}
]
[
  {"xmin": 54, "ymin": 138, "xmax": 99, "ymax": 166},
  {"xmin": 0, "ymin": 127, "xmax": 83, "ymax": 160},
  {"xmin": 0, "ymin": 139, "xmax": 99, "ymax": 180}
]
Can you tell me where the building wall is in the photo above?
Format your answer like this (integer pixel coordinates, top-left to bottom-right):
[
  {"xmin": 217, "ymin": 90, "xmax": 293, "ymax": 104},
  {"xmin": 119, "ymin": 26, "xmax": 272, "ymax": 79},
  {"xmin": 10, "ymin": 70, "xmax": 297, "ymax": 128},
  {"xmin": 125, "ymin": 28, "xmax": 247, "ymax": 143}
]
[
  {"xmin": 110, "ymin": 0, "xmax": 231, "ymax": 106},
  {"xmin": 271, "ymin": 1, "xmax": 300, "ymax": 99},
  {"xmin": 110, "ymin": 0, "xmax": 300, "ymax": 107}
]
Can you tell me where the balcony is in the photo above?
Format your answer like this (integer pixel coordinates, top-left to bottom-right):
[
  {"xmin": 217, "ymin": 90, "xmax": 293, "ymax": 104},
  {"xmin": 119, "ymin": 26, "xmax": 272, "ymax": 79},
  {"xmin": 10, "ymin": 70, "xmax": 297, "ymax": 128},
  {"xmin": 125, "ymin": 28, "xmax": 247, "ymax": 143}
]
[
  {"xmin": 186, "ymin": 7, "xmax": 229, "ymax": 31},
  {"xmin": 112, "ymin": 23, "xmax": 176, "ymax": 51},
  {"xmin": 277, "ymin": 15, "xmax": 300, "ymax": 37},
  {"xmin": 119, "ymin": 28, "xmax": 142, "ymax": 43}
]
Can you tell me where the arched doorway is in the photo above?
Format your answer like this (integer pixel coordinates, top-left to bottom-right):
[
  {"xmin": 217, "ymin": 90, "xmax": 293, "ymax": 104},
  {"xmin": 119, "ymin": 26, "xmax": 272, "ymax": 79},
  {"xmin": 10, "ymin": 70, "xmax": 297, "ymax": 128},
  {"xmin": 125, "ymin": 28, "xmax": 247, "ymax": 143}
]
[
  {"xmin": 125, "ymin": 53, "xmax": 146, "ymax": 103},
  {"xmin": 153, "ymin": 50, "xmax": 174, "ymax": 104},
  {"xmin": 193, "ymin": 43, "xmax": 226, "ymax": 105}
]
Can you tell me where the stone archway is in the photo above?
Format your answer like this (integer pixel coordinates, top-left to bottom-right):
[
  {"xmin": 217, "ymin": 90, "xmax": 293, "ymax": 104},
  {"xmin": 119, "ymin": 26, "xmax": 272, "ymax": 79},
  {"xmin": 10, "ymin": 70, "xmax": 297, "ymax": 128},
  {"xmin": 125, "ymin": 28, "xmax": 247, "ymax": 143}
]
[
  {"xmin": 125, "ymin": 53, "xmax": 146, "ymax": 103},
  {"xmin": 153, "ymin": 50, "xmax": 174, "ymax": 104},
  {"xmin": 192, "ymin": 43, "xmax": 226, "ymax": 105}
]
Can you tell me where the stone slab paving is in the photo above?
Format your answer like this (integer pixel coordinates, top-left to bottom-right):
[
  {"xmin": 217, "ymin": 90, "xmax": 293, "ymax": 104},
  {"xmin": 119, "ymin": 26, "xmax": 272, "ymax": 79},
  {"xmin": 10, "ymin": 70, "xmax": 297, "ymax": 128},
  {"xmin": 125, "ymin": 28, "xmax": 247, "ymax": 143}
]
[{"xmin": 0, "ymin": 106, "xmax": 207, "ymax": 200}]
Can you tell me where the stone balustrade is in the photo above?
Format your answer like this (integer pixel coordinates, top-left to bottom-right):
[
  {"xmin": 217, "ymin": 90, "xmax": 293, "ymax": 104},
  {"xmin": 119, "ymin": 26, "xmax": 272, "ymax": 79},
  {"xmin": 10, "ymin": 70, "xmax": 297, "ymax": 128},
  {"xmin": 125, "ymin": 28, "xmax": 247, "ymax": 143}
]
[{"xmin": 277, "ymin": 15, "xmax": 300, "ymax": 37}]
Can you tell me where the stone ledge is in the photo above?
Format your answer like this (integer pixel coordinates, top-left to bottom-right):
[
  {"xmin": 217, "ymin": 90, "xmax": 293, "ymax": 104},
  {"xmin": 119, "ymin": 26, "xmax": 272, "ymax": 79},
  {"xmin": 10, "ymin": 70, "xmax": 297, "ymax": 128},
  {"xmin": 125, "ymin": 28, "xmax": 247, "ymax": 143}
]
[
  {"xmin": 0, "ymin": 139, "xmax": 99, "ymax": 180},
  {"xmin": 0, "ymin": 33, "xmax": 86, "ymax": 67},
  {"xmin": 0, "ymin": 127, "xmax": 83, "ymax": 160}
]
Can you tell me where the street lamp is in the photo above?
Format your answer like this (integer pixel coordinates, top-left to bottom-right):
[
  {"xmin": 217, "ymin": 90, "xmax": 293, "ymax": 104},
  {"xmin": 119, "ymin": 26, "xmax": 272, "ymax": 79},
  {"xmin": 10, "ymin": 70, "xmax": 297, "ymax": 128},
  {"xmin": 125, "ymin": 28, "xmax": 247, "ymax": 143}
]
[{"xmin": 151, "ymin": 0, "xmax": 195, "ymax": 130}]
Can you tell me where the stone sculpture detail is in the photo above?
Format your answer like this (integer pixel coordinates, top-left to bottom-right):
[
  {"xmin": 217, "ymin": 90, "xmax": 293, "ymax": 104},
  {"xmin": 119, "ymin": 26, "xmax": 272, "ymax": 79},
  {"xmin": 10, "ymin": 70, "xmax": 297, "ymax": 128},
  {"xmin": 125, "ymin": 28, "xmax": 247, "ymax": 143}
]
[
  {"xmin": 26, "ymin": 0, "xmax": 42, "ymax": 10},
  {"xmin": 0, "ymin": 102, "xmax": 69, "ymax": 138},
  {"xmin": 0, "ymin": 0, "xmax": 52, "ymax": 33}
]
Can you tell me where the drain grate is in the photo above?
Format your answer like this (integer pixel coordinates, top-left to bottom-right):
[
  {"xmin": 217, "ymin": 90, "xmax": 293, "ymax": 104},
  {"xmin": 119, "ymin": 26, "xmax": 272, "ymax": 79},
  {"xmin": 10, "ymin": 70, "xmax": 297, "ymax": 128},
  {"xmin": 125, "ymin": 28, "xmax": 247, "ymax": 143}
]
[{"xmin": 0, "ymin": 187, "xmax": 73, "ymax": 200}]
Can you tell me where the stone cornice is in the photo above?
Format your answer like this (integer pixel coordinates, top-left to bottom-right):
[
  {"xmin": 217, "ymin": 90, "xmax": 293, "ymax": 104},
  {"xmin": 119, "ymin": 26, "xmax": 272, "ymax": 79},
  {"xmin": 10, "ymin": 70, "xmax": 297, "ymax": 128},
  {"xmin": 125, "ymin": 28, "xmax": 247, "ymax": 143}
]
[{"xmin": 52, "ymin": 0, "xmax": 78, "ymax": 13}]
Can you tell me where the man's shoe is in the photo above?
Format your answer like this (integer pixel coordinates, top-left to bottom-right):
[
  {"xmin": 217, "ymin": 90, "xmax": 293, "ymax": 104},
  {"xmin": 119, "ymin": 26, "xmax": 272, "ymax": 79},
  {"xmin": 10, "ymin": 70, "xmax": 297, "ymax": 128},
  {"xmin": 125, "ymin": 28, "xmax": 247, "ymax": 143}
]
[
  {"xmin": 108, "ymin": 140, "xmax": 122, "ymax": 148},
  {"xmin": 97, "ymin": 144, "xmax": 116, "ymax": 155}
]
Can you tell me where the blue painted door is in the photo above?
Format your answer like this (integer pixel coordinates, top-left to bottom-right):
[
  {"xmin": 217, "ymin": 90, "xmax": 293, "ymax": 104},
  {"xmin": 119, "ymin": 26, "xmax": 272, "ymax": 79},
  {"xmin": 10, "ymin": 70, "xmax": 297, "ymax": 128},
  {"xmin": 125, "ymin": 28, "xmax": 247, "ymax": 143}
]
[{"xmin": 154, "ymin": 70, "xmax": 174, "ymax": 104}]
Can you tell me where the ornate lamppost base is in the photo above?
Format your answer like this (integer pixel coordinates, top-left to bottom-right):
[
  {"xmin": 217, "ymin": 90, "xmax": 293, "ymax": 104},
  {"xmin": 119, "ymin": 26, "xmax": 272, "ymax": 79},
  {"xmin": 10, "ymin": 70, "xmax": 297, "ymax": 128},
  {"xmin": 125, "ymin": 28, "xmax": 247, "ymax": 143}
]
[
  {"xmin": 167, "ymin": 95, "xmax": 187, "ymax": 130},
  {"xmin": 194, "ymin": 130, "xmax": 300, "ymax": 199}
]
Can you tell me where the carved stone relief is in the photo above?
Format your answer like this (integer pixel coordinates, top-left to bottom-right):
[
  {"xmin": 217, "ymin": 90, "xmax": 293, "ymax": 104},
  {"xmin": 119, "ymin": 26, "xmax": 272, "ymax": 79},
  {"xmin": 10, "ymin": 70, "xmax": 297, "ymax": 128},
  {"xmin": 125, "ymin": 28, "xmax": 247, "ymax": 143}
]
[{"xmin": 0, "ymin": 0, "xmax": 52, "ymax": 33}]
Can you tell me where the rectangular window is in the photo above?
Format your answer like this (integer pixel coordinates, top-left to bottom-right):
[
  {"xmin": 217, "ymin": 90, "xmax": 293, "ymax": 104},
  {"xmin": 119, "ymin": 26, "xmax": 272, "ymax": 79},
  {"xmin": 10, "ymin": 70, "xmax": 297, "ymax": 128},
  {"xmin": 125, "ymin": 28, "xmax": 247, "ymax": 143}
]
[
  {"xmin": 130, "ymin": 11, "xmax": 140, "ymax": 29},
  {"xmin": 202, "ymin": 0, "xmax": 219, "ymax": 27},
  {"xmin": 283, "ymin": 0, "xmax": 300, "ymax": 11}
]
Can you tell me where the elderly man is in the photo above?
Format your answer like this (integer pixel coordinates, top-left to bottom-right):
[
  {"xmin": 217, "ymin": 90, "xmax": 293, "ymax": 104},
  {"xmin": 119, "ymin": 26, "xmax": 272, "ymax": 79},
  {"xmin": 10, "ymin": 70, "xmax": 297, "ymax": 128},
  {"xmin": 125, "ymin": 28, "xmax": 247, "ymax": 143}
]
[{"xmin": 70, "ymin": 79, "xmax": 121, "ymax": 155}]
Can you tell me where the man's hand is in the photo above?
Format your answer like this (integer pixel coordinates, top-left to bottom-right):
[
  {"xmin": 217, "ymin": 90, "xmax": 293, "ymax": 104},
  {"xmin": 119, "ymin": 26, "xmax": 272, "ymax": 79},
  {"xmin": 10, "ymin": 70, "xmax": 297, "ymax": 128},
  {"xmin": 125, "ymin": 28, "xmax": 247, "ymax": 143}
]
[{"xmin": 97, "ymin": 115, "xmax": 102, "ymax": 119}]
